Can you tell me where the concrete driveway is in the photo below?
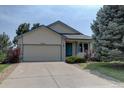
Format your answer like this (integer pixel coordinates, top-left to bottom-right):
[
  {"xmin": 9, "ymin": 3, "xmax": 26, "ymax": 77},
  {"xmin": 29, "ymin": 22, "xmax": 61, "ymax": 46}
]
[{"xmin": 0, "ymin": 62, "xmax": 122, "ymax": 88}]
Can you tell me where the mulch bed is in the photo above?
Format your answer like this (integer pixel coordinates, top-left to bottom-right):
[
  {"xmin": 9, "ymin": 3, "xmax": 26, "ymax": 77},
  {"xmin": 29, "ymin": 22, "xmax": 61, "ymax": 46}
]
[{"xmin": 0, "ymin": 63, "xmax": 19, "ymax": 83}]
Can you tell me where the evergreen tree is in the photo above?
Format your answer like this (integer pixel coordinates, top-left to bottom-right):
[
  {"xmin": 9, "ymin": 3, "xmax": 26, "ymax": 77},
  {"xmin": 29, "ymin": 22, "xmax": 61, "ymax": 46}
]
[
  {"xmin": 13, "ymin": 36, "xmax": 18, "ymax": 45},
  {"xmin": 13, "ymin": 23, "xmax": 41, "ymax": 45},
  {"xmin": 13, "ymin": 23, "xmax": 30, "ymax": 45},
  {"xmin": 16, "ymin": 23, "xmax": 30, "ymax": 36},
  {"xmin": 91, "ymin": 5, "xmax": 124, "ymax": 61},
  {"xmin": 31, "ymin": 23, "xmax": 40, "ymax": 30}
]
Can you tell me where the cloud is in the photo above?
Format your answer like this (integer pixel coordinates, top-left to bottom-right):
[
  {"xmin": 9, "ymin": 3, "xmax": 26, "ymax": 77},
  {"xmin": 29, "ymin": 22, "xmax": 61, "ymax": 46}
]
[{"xmin": 0, "ymin": 5, "xmax": 101, "ymax": 40}]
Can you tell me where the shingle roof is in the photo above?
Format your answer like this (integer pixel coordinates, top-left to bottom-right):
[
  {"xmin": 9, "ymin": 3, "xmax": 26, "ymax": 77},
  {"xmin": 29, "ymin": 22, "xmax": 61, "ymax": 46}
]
[
  {"xmin": 48, "ymin": 20, "xmax": 82, "ymax": 34},
  {"xmin": 64, "ymin": 34, "xmax": 92, "ymax": 40},
  {"xmin": 17, "ymin": 21, "xmax": 92, "ymax": 40}
]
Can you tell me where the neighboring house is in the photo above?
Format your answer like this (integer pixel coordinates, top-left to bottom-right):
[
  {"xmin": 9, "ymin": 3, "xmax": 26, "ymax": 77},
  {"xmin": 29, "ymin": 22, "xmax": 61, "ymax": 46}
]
[{"xmin": 17, "ymin": 21, "xmax": 92, "ymax": 62}]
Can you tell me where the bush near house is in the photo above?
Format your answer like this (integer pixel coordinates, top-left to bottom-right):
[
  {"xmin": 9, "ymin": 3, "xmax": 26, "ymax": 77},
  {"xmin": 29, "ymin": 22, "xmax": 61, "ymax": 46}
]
[
  {"xmin": 66, "ymin": 56, "xmax": 86, "ymax": 64},
  {"xmin": 2, "ymin": 48, "xmax": 20, "ymax": 64}
]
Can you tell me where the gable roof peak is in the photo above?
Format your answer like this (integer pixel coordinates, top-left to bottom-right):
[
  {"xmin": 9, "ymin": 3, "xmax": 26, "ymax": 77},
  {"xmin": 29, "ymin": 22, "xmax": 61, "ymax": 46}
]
[
  {"xmin": 48, "ymin": 20, "xmax": 83, "ymax": 35},
  {"xmin": 48, "ymin": 20, "xmax": 65, "ymax": 26}
]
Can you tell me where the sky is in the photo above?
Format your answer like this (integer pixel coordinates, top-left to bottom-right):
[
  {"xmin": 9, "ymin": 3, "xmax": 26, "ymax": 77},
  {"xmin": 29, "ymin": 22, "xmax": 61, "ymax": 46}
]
[{"xmin": 0, "ymin": 5, "xmax": 102, "ymax": 41}]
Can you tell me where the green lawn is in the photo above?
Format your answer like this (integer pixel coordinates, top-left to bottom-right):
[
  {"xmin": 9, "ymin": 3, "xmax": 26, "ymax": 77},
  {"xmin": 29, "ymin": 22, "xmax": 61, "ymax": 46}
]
[
  {"xmin": 80, "ymin": 62, "xmax": 124, "ymax": 82},
  {"xmin": 0, "ymin": 64, "xmax": 10, "ymax": 73},
  {"xmin": 0, "ymin": 51, "xmax": 9, "ymax": 73}
]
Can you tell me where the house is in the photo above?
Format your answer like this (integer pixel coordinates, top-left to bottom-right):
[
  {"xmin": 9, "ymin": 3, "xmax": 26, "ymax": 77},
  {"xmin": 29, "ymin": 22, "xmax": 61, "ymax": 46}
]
[{"xmin": 17, "ymin": 21, "xmax": 92, "ymax": 62}]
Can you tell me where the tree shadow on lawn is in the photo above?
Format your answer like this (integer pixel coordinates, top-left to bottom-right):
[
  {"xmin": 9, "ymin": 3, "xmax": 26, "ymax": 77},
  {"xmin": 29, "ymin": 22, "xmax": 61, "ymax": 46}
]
[
  {"xmin": 85, "ymin": 62, "xmax": 124, "ymax": 83},
  {"xmin": 104, "ymin": 63, "xmax": 124, "ymax": 70}
]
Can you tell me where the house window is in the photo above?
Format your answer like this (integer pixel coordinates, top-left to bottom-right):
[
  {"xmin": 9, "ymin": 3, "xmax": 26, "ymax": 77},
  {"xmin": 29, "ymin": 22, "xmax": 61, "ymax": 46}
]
[{"xmin": 79, "ymin": 43, "xmax": 83, "ymax": 52}]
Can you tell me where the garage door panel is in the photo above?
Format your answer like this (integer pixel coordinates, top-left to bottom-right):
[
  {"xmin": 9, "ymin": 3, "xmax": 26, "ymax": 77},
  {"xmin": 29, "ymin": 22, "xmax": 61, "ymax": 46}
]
[{"xmin": 23, "ymin": 45, "xmax": 61, "ymax": 61}]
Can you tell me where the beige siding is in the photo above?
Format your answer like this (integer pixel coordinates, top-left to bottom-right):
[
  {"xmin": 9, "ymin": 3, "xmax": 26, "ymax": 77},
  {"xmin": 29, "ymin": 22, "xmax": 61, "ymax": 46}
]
[
  {"xmin": 18, "ymin": 26, "xmax": 61, "ymax": 45},
  {"xmin": 23, "ymin": 45, "xmax": 61, "ymax": 61},
  {"xmin": 49, "ymin": 23, "xmax": 78, "ymax": 34},
  {"xmin": 17, "ymin": 24, "xmax": 92, "ymax": 61},
  {"xmin": 17, "ymin": 26, "xmax": 65, "ymax": 61}
]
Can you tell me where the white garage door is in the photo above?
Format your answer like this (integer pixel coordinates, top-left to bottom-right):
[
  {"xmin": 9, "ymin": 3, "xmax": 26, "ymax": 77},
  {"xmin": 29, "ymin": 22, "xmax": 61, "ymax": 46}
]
[{"xmin": 23, "ymin": 45, "xmax": 61, "ymax": 61}]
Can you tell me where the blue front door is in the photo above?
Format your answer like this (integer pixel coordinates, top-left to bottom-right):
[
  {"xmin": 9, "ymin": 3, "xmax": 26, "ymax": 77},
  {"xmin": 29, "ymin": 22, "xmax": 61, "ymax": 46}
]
[{"xmin": 66, "ymin": 43, "xmax": 72, "ymax": 57}]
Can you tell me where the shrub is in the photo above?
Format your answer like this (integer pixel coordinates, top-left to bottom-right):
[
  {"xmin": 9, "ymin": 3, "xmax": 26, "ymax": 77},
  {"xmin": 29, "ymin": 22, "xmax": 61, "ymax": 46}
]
[
  {"xmin": 75, "ymin": 57, "xmax": 86, "ymax": 63},
  {"xmin": 66, "ymin": 56, "xmax": 86, "ymax": 64},
  {"xmin": 7, "ymin": 48, "xmax": 20, "ymax": 63},
  {"xmin": 1, "ymin": 48, "xmax": 20, "ymax": 64},
  {"xmin": 66, "ymin": 56, "xmax": 76, "ymax": 63}
]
